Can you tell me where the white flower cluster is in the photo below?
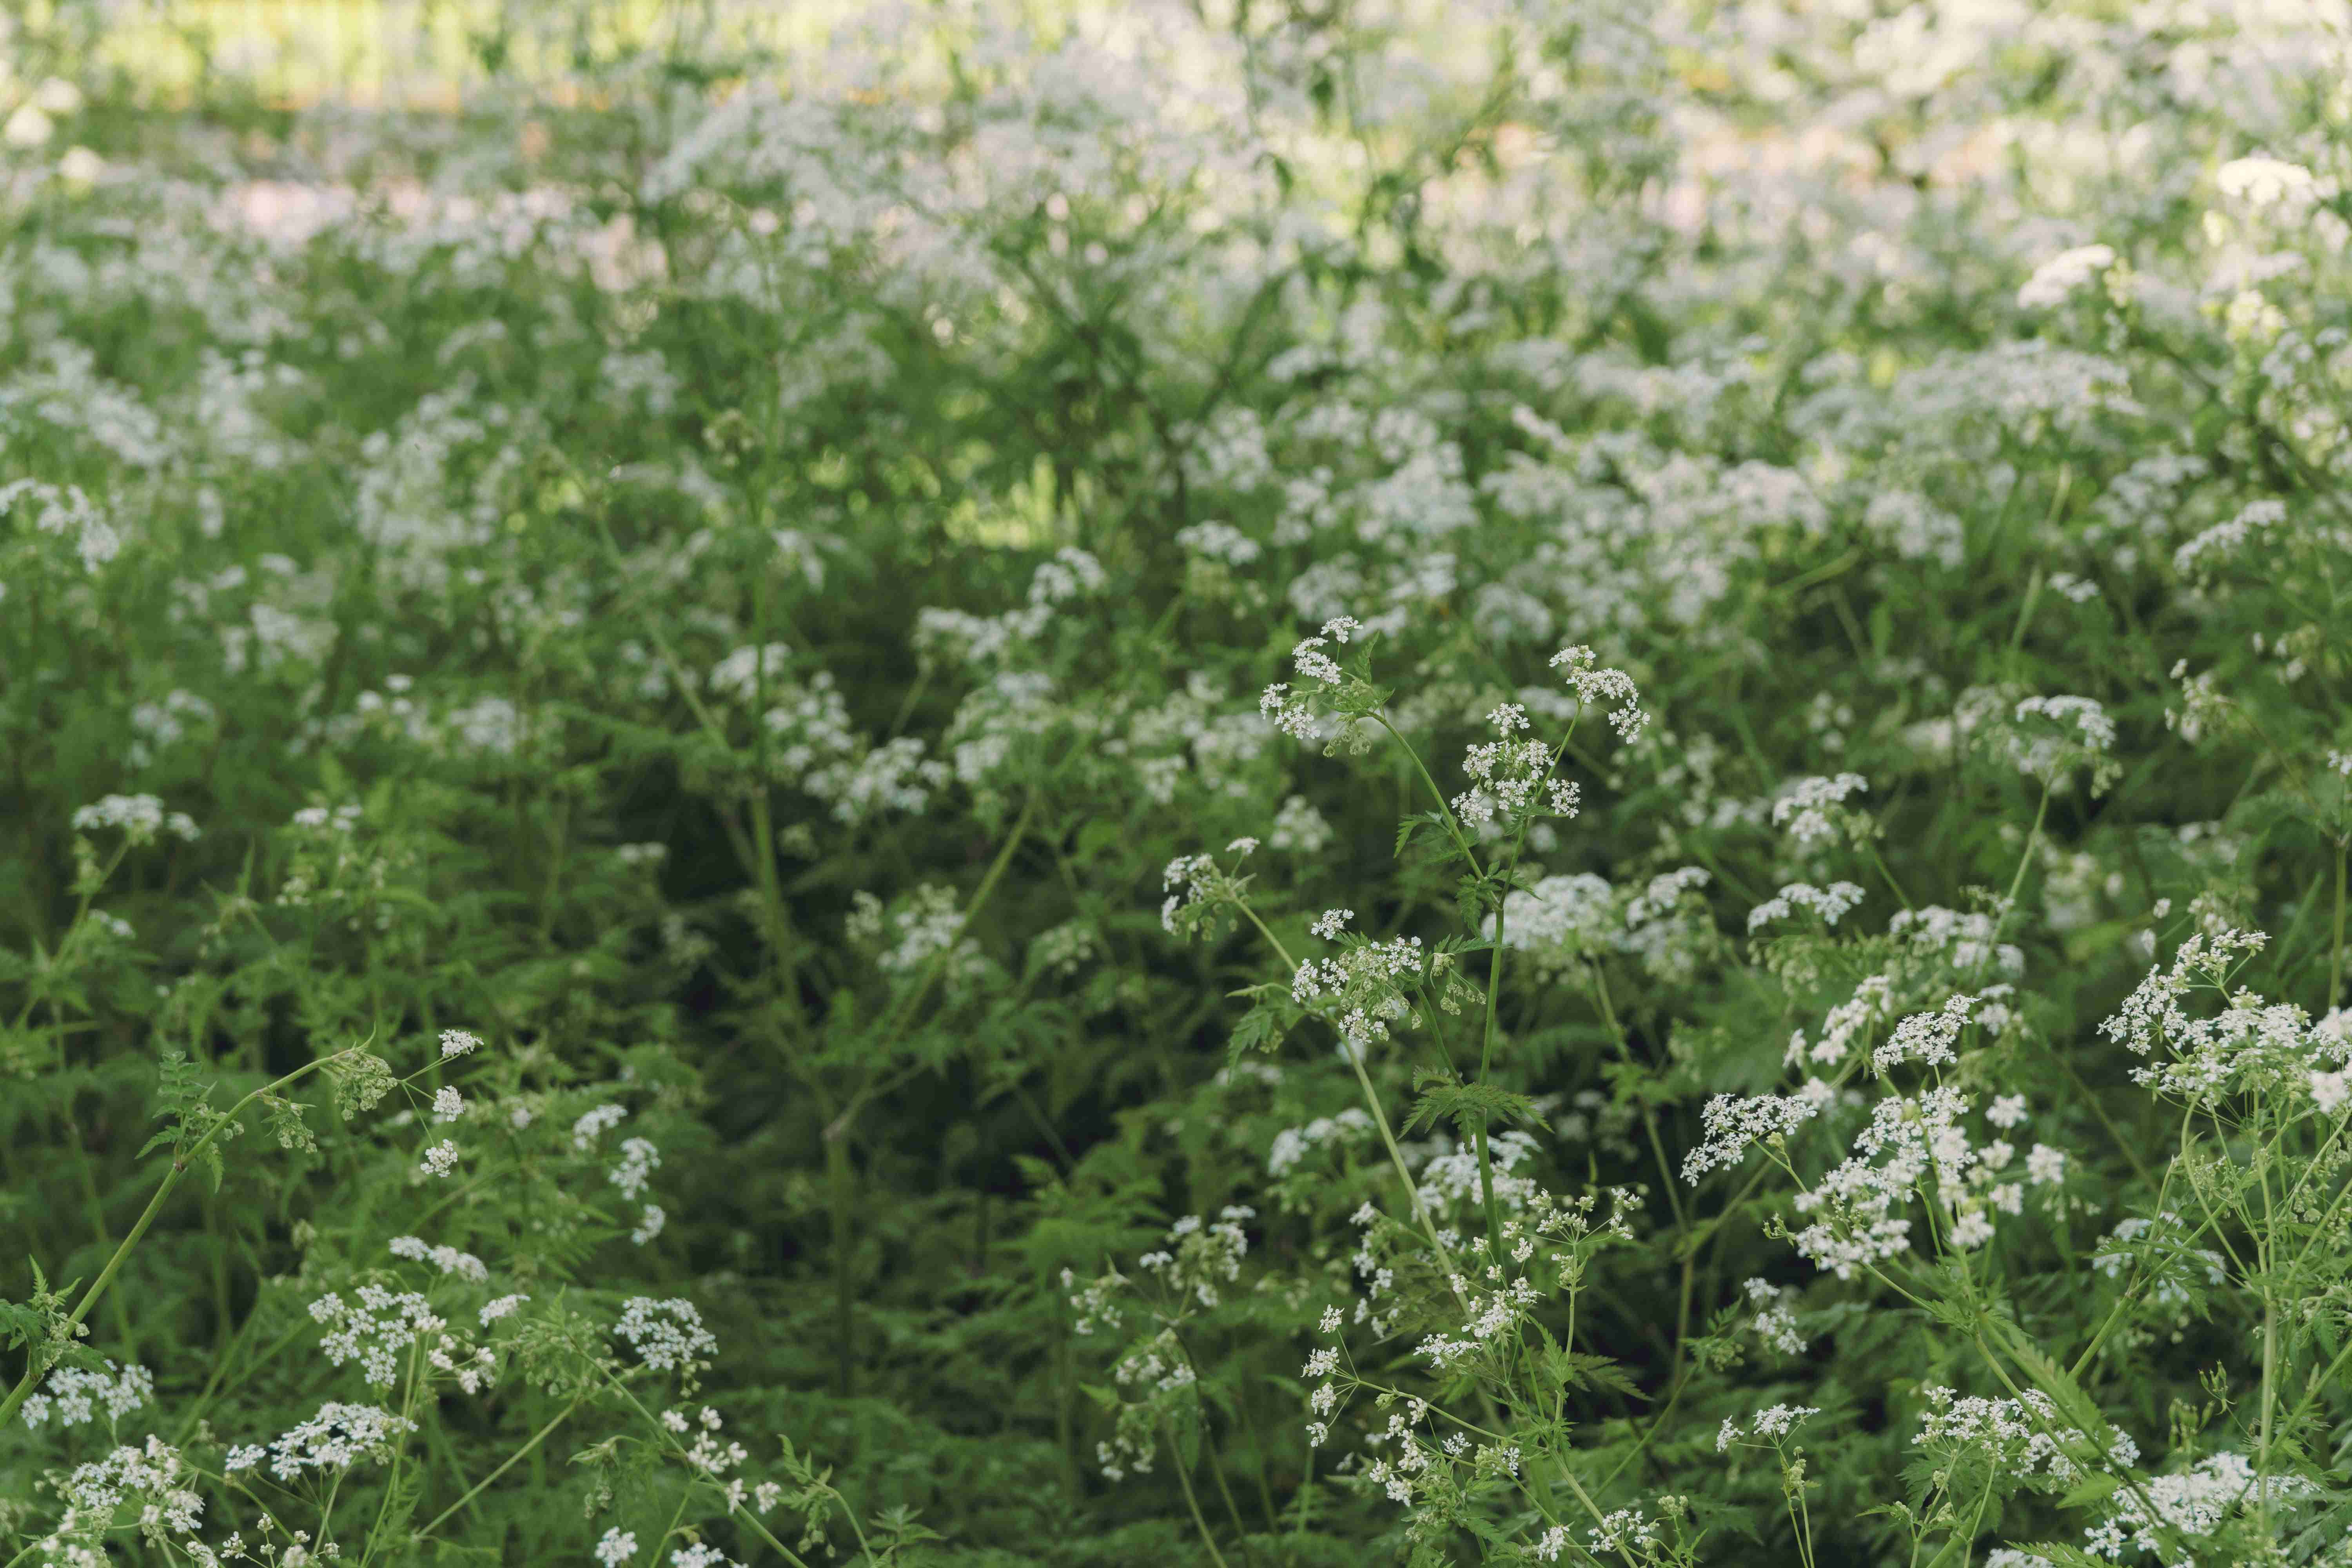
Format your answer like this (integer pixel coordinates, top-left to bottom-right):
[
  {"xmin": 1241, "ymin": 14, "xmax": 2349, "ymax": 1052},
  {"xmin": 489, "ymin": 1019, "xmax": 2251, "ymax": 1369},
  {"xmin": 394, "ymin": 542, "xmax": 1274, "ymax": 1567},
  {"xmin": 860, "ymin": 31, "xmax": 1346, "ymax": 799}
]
[
  {"xmin": 1416, "ymin": 1273, "xmax": 1543, "ymax": 1371},
  {"xmin": 1968, "ymin": 692, "xmax": 2122, "ymax": 794},
  {"xmin": 310, "ymin": 1287, "xmax": 447, "ymax": 1387},
  {"xmin": 572, "ymin": 1103, "xmax": 629, "ymax": 1148},
  {"xmin": 614, "ymin": 1296, "xmax": 719, "ymax": 1372},
  {"xmin": 1914, "ymin": 1384, "xmax": 2136, "ymax": 1488},
  {"xmin": 1682, "ymin": 1092, "xmax": 1822, "ymax": 1181},
  {"xmin": 1415, "ymin": 1198, "xmax": 1628, "ymax": 1373},
  {"xmin": 2084, "ymin": 1451, "xmax": 2317, "ymax": 1566},
  {"xmin": 1450, "ymin": 702, "xmax": 1576, "ymax": 830},
  {"xmin": 479, "ymin": 1293, "xmax": 530, "ymax": 1326},
  {"xmin": 70, "ymin": 793, "xmax": 200, "ymax": 845},
  {"xmin": 869, "ymin": 884, "xmax": 986, "ymax": 986},
  {"xmin": 1870, "ymin": 993, "xmax": 1982, "ymax": 1076},
  {"xmin": 225, "ymin": 1401, "xmax": 417, "ymax": 1481},
  {"xmin": 705, "ymin": 643, "xmax": 950, "ymax": 823},
  {"xmin": 0, "ymin": 477, "xmax": 120, "ymax": 574},
  {"xmin": 1546, "ymin": 645, "xmax": 1647, "ymax": 742},
  {"xmin": 2172, "ymin": 497, "xmax": 2286, "ymax": 577},
  {"xmin": 1583, "ymin": 1508, "xmax": 1657, "ymax": 1556},
  {"xmin": 1890, "ymin": 904, "xmax": 2025, "ymax": 980},
  {"xmin": 665, "ymin": 1403, "xmax": 752, "ymax": 1488},
  {"xmin": 1269, "ymin": 793, "xmax": 1333, "ymax": 853},
  {"xmin": 387, "ymin": 1235, "xmax": 488, "ymax": 1282},
  {"xmin": 1783, "ymin": 1086, "xmax": 2057, "ymax": 1275},
  {"xmin": 2091, "ymin": 1212, "xmax": 2228, "ymax": 1310},
  {"xmin": 2099, "ymin": 929, "xmax": 2350, "ymax": 1102},
  {"xmin": 1742, "ymin": 1278, "xmax": 1808, "ymax": 1356},
  {"xmin": 19, "ymin": 1359, "xmax": 154, "ymax": 1430},
  {"xmin": 1778, "ymin": 973, "xmax": 1891, "ymax": 1072},
  {"xmin": 611, "ymin": 1136, "xmax": 661, "ymax": 1199},
  {"xmin": 1717, "ymin": 1402, "xmax": 1820, "ymax": 1451},
  {"xmin": 1771, "ymin": 773, "xmax": 1868, "ymax": 847},
  {"xmin": 1061, "ymin": 1267, "xmax": 1128, "ymax": 1337},
  {"xmin": 1410, "ymin": 1129, "xmax": 1543, "ymax": 1219},
  {"xmin": 1290, "ymin": 933, "xmax": 1426, "ymax": 1054},
  {"xmin": 707, "ymin": 642, "xmax": 793, "ymax": 702},
  {"xmin": 1357, "ymin": 1399, "xmax": 1521, "ymax": 1512},
  {"xmin": 1160, "ymin": 851, "xmax": 1221, "ymax": 935},
  {"xmin": 2017, "ymin": 243, "xmax": 2117, "ymax": 309},
  {"xmin": 1621, "ymin": 866, "xmax": 1719, "ymax": 983},
  {"xmin": 1749, "ymin": 880, "xmax": 1867, "ymax": 933},
  {"xmin": 1260, "ymin": 615, "xmax": 1365, "ymax": 743},
  {"xmin": 1136, "ymin": 1207, "xmax": 1256, "ymax": 1311},
  {"xmin": 37, "ymin": 1435, "xmax": 202, "ymax": 1555},
  {"xmin": 1267, "ymin": 1108, "xmax": 1373, "ymax": 1177},
  {"xmin": 1480, "ymin": 873, "xmax": 1618, "ymax": 984},
  {"xmin": 1175, "ymin": 519, "xmax": 1261, "ymax": 565},
  {"xmin": 1107, "ymin": 1325, "xmax": 1196, "ymax": 1401},
  {"xmin": 1787, "ymin": 1090, "xmax": 1949, "ymax": 1272}
]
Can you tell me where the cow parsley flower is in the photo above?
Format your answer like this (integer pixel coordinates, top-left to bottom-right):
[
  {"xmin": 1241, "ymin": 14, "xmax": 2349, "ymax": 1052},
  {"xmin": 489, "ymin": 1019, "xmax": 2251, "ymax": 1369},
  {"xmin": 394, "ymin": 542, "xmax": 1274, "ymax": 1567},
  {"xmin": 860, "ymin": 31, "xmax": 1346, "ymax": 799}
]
[
  {"xmin": 1310, "ymin": 908, "xmax": 1353, "ymax": 940},
  {"xmin": 1684, "ymin": 1093, "xmax": 1821, "ymax": 1181},
  {"xmin": 612, "ymin": 1136, "xmax": 661, "ymax": 1199},
  {"xmin": 1873, "ymin": 994, "xmax": 1982, "ymax": 1075},
  {"xmin": 387, "ymin": 1236, "xmax": 487, "ymax": 1281},
  {"xmin": 614, "ymin": 1297, "xmax": 718, "ymax": 1372},
  {"xmin": 245, "ymin": 1403, "xmax": 417, "ymax": 1481},
  {"xmin": 1748, "ymin": 881, "xmax": 1867, "ymax": 932},
  {"xmin": 70, "ymin": 794, "xmax": 201, "ymax": 846},
  {"xmin": 18, "ymin": 1359, "xmax": 153, "ymax": 1430},
  {"xmin": 1771, "ymin": 774, "xmax": 1869, "ymax": 846},
  {"xmin": 1718, "ymin": 1403, "xmax": 1820, "ymax": 1450},
  {"xmin": 1547, "ymin": 646, "xmax": 1647, "ymax": 742},
  {"xmin": 2017, "ymin": 244, "xmax": 2116, "ymax": 308},
  {"xmin": 572, "ymin": 1103, "xmax": 629, "ymax": 1148}
]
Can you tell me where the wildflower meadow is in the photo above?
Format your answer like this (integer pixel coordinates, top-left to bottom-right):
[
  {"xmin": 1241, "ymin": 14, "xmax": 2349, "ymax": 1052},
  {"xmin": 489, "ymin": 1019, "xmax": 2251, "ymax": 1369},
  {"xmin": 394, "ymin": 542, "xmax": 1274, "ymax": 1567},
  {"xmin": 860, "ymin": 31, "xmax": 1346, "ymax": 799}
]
[{"xmin": 6, "ymin": 0, "xmax": 2352, "ymax": 1562}]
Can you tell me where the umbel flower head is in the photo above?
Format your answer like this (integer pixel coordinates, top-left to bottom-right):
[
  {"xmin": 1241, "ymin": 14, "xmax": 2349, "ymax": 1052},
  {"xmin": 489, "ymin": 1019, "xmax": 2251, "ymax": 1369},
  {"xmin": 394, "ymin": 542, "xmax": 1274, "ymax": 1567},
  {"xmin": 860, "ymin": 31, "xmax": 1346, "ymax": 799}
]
[
  {"xmin": 1160, "ymin": 838, "xmax": 1263, "ymax": 942},
  {"xmin": 1261, "ymin": 616, "xmax": 1384, "ymax": 755}
]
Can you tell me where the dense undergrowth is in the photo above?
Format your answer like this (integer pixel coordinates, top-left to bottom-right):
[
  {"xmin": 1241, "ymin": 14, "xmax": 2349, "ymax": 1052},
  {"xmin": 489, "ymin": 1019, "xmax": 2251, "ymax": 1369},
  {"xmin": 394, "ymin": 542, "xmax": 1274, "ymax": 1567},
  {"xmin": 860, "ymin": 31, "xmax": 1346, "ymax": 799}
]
[{"xmin": 5, "ymin": 0, "xmax": 2352, "ymax": 1563}]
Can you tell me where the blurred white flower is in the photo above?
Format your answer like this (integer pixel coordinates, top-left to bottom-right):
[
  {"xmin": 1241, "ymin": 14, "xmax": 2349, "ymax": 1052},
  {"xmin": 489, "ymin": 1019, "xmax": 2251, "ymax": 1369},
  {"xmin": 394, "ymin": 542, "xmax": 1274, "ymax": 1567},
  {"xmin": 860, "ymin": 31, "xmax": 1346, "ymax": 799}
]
[{"xmin": 4, "ymin": 103, "xmax": 52, "ymax": 148}]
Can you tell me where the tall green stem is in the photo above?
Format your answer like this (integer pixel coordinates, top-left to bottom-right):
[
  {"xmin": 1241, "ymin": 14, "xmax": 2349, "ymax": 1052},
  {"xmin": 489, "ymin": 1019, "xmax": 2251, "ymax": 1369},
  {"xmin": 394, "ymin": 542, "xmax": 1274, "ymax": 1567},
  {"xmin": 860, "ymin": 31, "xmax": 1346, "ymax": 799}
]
[
  {"xmin": 2329, "ymin": 838, "xmax": 2347, "ymax": 1015},
  {"xmin": 0, "ymin": 1045, "xmax": 362, "ymax": 1429},
  {"xmin": 412, "ymin": 1393, "xmax": 588, "ymax": 1540}
]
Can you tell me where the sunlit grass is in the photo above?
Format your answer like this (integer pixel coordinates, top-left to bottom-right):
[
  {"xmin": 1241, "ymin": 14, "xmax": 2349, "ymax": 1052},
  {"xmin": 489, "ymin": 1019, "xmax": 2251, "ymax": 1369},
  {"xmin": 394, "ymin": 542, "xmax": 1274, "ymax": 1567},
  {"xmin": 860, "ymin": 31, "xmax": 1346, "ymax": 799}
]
[
  {"xmin": 87, "ymin": 0, "xmax": 833, "ymax": 106},
  {"xmin": 80, "ymin": 0, "xmax": 1128, "ymax": 108}
]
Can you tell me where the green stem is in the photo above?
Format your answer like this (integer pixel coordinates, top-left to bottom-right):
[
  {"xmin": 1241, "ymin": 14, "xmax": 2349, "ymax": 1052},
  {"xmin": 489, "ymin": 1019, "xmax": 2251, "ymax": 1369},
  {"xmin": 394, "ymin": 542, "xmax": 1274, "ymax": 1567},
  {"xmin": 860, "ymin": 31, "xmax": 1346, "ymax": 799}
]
[
  {"xmin": 1372, "ymin": 715, "xmax": 1484, "ymax": 880},
  {"xmin": 412, "ymin": 1394, "xmax": 588, "ymax": 1541},
  {"xmin": 601, "ymin": 1372, "xmax": 815, "ymax": 1568},
  {"xmin": 826, "ymin": 1129, "xmax": 858, "ymax": 1399},
  {"xmin": 0, "ymin": 1045, "xmax": 363, "ymax": 1428},
  {"xmin": 1165, "ymin": 1412, "xmax": 1235, "ymax": 1568},
  {"xmin": 2330, "ymin": 838, "xmax": 2347, "ymax": 1015}
]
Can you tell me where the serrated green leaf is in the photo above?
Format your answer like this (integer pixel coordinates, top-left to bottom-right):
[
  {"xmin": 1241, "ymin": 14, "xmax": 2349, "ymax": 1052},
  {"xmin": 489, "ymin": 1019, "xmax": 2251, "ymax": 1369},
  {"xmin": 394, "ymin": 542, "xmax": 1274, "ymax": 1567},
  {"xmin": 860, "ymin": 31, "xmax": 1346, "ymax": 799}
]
[{"xmin": 1401, "ymin": 1071, "xmax": 1542, "ymax": 1137}]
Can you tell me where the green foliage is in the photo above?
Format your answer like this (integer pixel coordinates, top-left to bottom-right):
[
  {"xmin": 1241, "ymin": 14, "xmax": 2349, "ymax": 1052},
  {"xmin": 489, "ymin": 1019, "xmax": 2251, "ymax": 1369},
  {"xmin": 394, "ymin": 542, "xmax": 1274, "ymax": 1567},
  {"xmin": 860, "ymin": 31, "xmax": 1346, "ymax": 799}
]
[{"xmin": 5, "ymin": 0, "xmax": 2352, "ymax": 1563}]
